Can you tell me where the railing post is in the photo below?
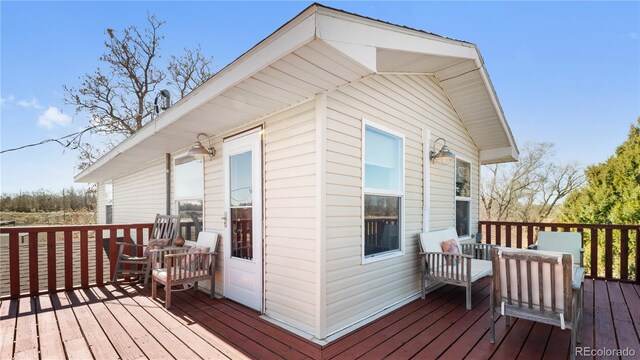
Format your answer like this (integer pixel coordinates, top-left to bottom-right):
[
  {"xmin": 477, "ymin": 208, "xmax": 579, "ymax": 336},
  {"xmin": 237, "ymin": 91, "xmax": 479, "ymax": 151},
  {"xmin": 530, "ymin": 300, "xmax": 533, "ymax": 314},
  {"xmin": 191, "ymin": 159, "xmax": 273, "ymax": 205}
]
[{"xmin": 590, "ymin": 228, "xmax": 598, "ymax": 279}]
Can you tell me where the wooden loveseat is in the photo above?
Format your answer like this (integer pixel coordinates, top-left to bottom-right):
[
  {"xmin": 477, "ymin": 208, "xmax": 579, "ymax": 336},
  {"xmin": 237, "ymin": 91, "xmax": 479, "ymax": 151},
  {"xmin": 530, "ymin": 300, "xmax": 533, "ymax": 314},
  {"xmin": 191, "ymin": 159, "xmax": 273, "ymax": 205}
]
[{"xmin": 419, "ymin": 228, "xmax": 495, "ymax": 309}]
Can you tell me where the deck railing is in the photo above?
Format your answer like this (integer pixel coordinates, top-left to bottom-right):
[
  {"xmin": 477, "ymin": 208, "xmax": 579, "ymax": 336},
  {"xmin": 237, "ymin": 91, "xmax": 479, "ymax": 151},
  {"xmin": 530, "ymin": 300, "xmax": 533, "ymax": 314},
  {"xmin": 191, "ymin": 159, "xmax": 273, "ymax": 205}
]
[
  {"xmin": 479, "ymin": 221, "xmax": 640, "ymax": 283},
  {"xmin": 0, "ymin": 223, "xmax": 153, "ymax": 298}
]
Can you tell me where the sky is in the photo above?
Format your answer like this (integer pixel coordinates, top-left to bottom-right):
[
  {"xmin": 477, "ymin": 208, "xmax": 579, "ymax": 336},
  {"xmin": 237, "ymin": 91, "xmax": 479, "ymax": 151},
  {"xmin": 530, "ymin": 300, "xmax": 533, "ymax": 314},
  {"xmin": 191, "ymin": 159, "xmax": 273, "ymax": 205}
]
[{"xmin": 1, "ymin": 1, "xmax": 638, "ymax": 194}]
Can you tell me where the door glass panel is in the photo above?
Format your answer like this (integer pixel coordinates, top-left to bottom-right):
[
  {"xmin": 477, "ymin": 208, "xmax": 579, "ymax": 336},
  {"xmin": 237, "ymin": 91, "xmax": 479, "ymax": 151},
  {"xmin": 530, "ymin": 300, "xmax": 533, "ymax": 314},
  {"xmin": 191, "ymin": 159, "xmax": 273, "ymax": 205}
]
[{"xmin": 230, "ymin": 151, "xmax": 253, "ymax": 259}]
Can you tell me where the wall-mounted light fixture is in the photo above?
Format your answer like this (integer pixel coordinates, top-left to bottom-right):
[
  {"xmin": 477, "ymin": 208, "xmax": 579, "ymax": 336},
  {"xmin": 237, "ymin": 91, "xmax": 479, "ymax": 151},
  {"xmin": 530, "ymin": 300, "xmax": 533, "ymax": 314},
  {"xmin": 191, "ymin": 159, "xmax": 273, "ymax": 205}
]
[
  {"xmin": 430, "ymin": 137, "xmax": 455, "ymax": 164},
  {"xmin": 188, "ymin": 133, "xmax": 216, "ymax": 160}
]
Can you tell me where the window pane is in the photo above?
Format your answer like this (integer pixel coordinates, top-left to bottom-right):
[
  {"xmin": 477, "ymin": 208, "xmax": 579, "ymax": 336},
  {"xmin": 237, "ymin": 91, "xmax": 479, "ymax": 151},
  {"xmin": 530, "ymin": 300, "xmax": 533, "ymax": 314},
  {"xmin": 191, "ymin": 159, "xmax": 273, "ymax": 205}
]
[
  {"xmin": 178, "ymin": 200, "xmax": 203, "ymax": 241},
  {"xmin": 364, "ymin": 194, "xmax": 400, "ymax": 256},
  {"xmin": 104, "ymin": 182, "xmax": 113, "ymax": 203},
  {"xmin": 365, "ymin": 126, "xmax": 402, "ymax": 192},
  {"xmin": 456, "ymin": 160, "xmax": 471, "ymax": 198},
  {"xmin": 231, "ymin": 207, "xmax": 253, "ymax": 260},
  {"xmin": 175, "ymin": 158, "xmax": 203, "ymax": 199},
  {"xmin": 456, "ymin": 200, "xmax": 470, "ymax": 237},
  {"xmin": 230, "ymin": 151, "xmax": 252, "ymax": 207}
]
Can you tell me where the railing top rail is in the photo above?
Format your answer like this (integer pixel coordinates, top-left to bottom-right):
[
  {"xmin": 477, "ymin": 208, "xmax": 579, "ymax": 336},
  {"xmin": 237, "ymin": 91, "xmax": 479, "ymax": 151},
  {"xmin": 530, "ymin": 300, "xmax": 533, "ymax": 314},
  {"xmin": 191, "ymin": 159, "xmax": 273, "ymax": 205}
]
[
  {"xmin": 0, "ymin": 223, "xmax": 154, "ymax": 234},
  {"xmin": 478, "ymin": 221, "xmax": 639, "ymax": 230}
]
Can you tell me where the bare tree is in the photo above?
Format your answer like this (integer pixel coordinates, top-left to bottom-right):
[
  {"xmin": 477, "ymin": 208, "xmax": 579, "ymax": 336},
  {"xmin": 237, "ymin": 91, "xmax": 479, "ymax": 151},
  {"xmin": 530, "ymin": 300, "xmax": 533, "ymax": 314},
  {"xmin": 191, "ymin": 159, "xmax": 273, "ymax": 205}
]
[
  {"xmin": 61, "ymin": 15, "xmax": 213, "ymax": 170},
  {"xmin": 481, "ymin": 142, "xmax": 584, "ymax": 222}
]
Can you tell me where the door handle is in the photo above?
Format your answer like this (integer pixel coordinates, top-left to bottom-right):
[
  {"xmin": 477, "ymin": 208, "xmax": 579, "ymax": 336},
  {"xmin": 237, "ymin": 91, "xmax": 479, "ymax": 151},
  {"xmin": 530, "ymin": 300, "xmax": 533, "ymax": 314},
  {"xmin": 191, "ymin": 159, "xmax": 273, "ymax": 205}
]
[{"xmin": 221, "ymin": 212, "xmax": 228, "ymax": 227}]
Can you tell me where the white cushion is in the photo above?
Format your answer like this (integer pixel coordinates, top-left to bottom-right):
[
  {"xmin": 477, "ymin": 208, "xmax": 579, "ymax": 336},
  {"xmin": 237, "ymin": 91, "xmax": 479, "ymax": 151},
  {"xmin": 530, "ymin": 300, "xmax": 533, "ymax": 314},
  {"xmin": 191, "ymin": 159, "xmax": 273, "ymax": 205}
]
[
  {"xmin": 420, "ymin": 228, "xmax": 459, "ymax": 254},
  {"xmin": 431, "ymin": 259, "xmax": 492, "ymax": 282},
  {"xmin": 537, "ymin": 231, "xmax": 582, "ymax": 265},
  {"xmin": 153, "ymin": 267, "xmax": 194, "ymax": 281}
]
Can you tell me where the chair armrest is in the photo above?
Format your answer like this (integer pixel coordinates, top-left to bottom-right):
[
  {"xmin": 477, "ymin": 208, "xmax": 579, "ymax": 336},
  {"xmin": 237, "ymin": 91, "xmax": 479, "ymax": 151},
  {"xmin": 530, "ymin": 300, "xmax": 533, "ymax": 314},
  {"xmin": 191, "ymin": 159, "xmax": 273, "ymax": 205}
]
[{"xmin": 115, "ymin": 242, "xmax": 146, "ymax": 247}]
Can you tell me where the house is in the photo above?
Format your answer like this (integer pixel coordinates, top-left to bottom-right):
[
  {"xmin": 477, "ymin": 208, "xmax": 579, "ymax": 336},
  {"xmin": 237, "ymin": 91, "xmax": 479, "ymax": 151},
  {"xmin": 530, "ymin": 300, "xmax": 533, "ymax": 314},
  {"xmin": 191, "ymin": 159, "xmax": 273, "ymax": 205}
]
[{"xmin": 74, "ymin": 3, "xmax": 518, "ymax": 342}]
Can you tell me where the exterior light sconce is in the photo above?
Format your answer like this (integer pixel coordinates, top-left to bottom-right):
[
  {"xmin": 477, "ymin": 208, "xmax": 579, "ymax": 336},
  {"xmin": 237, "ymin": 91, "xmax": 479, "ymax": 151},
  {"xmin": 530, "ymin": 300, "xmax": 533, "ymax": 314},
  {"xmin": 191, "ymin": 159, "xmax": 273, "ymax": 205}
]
[
  {"xmin": 430, "ymin": 137, "xmax": 455, "ymax": 165},
  {"xmin": 188, "ymin": 133, "xmax": 216, "ymax": 160}
]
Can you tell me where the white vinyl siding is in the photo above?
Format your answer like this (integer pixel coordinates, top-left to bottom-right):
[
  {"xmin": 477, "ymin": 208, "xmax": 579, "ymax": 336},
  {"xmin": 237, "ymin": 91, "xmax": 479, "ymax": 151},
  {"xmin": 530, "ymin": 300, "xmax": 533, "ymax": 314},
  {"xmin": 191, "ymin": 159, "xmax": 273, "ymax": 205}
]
[
  {"xmin": 263, "ymin": 100, "xmax": 317, "ymax": 333},
  {"xmin": 324, "ymin": 73, "xmax": 479, "ymax": 334},
  {"xmin": 95, "ymin": 180, "xmax": 106, "ymax": 224},
  {"xmin": 112, "ymin": 157, "xmax": 166, "ymax": 224}
]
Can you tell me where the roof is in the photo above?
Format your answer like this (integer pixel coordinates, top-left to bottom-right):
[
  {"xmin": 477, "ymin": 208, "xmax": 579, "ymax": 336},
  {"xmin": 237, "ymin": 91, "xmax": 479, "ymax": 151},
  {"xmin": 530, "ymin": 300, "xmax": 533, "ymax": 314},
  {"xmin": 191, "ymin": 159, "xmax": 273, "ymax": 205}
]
[{"xmin": 75, "ymin": 3, "xmax": 518, "ymax": 183}]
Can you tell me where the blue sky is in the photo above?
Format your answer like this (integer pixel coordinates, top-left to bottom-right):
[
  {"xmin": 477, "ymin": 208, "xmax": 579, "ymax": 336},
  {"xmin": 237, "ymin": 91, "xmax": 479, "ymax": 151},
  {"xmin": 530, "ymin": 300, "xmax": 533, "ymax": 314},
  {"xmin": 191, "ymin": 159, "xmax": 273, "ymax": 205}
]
[{"xmin": 1, "ymin": 1, "xmax": 638, "ymax": 194}]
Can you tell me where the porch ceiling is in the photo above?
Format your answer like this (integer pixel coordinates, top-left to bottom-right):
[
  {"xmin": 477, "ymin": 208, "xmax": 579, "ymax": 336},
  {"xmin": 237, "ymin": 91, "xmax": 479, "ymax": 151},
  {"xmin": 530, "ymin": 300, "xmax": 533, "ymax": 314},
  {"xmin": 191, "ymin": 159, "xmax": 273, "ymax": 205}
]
[
  {"xmin": 75, "ymin": 37, "xmax": 372, "ymax": 183},
  {"xmin": 75, "ymin": 4, "xmax": 519, "ymax": 183}
]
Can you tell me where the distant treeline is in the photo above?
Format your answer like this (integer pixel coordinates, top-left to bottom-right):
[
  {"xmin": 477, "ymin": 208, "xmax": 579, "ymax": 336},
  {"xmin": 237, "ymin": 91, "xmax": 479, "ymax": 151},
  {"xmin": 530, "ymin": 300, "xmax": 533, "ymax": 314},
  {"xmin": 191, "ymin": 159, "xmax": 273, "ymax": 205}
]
[{"xmin": 0, "ymin": 187, "xmax": 96, "ymax": 212}]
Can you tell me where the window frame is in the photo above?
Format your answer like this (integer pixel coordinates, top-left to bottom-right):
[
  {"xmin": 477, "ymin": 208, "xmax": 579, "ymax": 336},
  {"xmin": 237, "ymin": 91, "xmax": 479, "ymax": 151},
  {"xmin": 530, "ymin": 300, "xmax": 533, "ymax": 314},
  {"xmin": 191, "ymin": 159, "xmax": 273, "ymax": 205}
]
[
  {"xmin": 361, "ymin": 119, "xmax": 405, "ymax": 264},
  {"xmin": 454, "ymin": 156, "xmax": 472, "ymax": 239},
  {"xmin": 174, "ymin": 153, "xmax": 205, "ymax": 240}
]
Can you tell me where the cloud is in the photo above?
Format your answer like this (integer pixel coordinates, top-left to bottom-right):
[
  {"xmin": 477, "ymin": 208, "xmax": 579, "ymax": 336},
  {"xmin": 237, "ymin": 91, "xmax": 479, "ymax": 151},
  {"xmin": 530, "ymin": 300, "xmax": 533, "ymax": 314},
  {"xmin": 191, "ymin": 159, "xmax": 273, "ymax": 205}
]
[
  {"xmin": 17, "ymin": 98, "xmax": 43, "ymax": 109},
  {"xmin": 37, "ymin": 107, "xmax": 72, "ymax": 128},
  {"xmin": 0, "ymin": 95, "xmax": 15, "ymax": 107},
  {"xmin": 629, "ymin": 32, "xmax": 639, "ymax": 40}
]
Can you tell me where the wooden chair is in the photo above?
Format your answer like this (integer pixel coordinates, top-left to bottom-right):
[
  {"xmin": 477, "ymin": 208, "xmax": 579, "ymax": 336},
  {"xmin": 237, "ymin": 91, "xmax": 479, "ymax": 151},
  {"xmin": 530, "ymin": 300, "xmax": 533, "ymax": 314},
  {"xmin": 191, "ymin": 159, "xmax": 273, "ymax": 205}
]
[
  {"xmin": 112, "ymin": 214, "xmax": 179, "ymax": 285},
  {"xmin": 529, "ymin": 231, "xmax": 584, "ymax": 267},
  {"xmin": 152, "ymin": 231, "xmax": 219, "ymax": 309},
  {"xmin": 419, "ymin": 228, "xmax": 495, "ymax": 309},
  {"xmin": 489, "ymin": 247, "xmax": 584, "ymax": 360}
]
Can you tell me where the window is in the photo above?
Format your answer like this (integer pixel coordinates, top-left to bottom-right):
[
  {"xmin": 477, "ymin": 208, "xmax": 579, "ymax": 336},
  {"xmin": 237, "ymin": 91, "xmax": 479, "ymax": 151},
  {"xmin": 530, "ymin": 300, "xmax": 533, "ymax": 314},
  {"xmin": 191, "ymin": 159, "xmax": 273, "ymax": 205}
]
[
  {"xmin": 455, "ymin": 159, "xmax": 471, "ymax": 237},
  {"xmin": 363, "ymin": 123, "xmax": 404, "ymax": 258},
  {"xmin": 175, "ymin": 156, "xmax": 204, "ymax": 240},
  {"xmin": 104, "ymin": 181, "xmax": 113, "ymax": 224}
]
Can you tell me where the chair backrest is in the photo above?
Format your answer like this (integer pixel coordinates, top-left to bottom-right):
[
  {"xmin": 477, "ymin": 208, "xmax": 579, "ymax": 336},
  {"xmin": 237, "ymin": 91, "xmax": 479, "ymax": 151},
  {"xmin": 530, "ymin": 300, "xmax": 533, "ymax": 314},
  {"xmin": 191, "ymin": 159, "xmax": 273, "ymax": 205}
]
[
  {"xmin": 419, "ymin": 228, "xmax": 459, "ymax": 253},
  {"xmin": 150, "ymin": 214, "xmax": 179, "ymax": 243},
  {"xmin": 185, "ymin": 231, "xmax": 220, "ymax": 253},
  {"xmin": 491, "ymin": 247, "xmax": 574, "ymax": 319},
  {"xmin": 537, "ymin": 231, "xmax": 582, "ymax": 266}
]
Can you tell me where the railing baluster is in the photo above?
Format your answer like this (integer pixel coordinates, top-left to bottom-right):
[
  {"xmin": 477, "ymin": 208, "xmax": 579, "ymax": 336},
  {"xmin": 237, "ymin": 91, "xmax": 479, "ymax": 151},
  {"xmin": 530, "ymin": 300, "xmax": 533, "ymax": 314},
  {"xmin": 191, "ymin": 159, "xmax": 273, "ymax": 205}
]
[
  {"xmin": 80, "ymin": 230, "xmax": 89, "ymax": 287},
  {"xmin": 620, "ymin": 229, "xmax": 629, "ymax": 281},
  {"xmin": 496, "ymin": 225, "xmax": 502, "ymax": 247},
  {"xmin": 486, "ymin": 224, "xmax": 493, "ymax": 245},
  {"xmin": 96, "ymin": 230, "xmax": 103, "ymax": 285},
  {"xmin": 109, "ymin": 228, "xmax": 117, "ymax": 280},
  {"xmin": 9, "ymin": 232, "xmax": 20, "ymax": 297},
  {"xmin": 527, "ymin": 225, "xmax": 534, "ymax": 249},
  {"xmin": 506, "ymin": 225, "xmax": 512, "ymax": 248},
  {"xmin": 605, "ymin": 228, "xmax": 613, "ymax": 280},
  {"xmin": 636, "ymin": 229, "xmax": 640, "ymax": 284},
  {"xmin": 47, "ymin": 232, "xmax": 56, "ymax": 292},
  {"xmin": 516, "ymin": 225, "xmax": 522, "ymax": 249},
  {"xmin": 64, "ymin": 230, "xmax": 73, "ymax": 290},
  {"xmin": 29, "ymin": 232, "xmax": 38, "ymax": 295},
  {"xmin": 590, "ymin": 228, "xmax": 598, "ymax": 278}
]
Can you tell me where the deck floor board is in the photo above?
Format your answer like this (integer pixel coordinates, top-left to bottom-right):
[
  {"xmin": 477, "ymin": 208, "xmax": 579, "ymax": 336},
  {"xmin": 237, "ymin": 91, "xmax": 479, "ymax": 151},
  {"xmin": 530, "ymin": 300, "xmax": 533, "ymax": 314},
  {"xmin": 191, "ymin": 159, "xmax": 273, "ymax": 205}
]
[{"xmin": 0, "ymin": 278, "xmax": 635, "ymax": 359}]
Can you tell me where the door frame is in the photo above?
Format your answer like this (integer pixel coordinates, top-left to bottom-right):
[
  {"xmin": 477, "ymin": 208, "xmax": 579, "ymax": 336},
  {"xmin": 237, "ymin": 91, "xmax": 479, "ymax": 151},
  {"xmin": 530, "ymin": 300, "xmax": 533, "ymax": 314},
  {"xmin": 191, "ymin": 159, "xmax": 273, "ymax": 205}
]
[{"xmin": 222, "ymin": 128, "xmax": 264, "ymax": 311}]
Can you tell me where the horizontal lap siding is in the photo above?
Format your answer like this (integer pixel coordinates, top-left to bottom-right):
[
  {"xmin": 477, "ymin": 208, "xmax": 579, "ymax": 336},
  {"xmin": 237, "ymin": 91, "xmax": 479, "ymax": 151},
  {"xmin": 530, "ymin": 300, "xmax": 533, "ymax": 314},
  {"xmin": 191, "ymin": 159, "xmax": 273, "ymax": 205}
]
[
  {"xmin": 202, "ymin": 137, "xmax": 224, "ymax": 294},
  {"xmin": 263, "ymin": 101, "xmax": 317, "ymax": 333},
  {"xmin": 325, "ymin": 74, "xmax": 479, "ymax": 334},
  {"xmin": 96, "ymin": 181, "xmax": 106, "ymax": 224},
  {"xmin": 112, "ymin": 158, "xmax": 166, "ymax": 224}
]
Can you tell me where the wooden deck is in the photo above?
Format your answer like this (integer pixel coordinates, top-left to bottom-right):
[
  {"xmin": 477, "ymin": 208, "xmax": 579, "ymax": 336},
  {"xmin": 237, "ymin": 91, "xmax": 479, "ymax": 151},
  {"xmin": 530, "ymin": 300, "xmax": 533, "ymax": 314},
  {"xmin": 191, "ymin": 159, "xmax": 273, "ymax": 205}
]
[{"xmin": 1, "ymin": 278, "xmax": 639, "ymax": 359}]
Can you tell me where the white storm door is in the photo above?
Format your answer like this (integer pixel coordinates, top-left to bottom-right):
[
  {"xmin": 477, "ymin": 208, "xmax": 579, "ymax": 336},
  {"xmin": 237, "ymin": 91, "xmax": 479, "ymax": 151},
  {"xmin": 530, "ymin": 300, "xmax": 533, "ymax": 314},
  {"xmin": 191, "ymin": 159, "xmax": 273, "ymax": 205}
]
[{"xmin": 223, "ymin": 130, "xmax": 263, "ymax": 311}]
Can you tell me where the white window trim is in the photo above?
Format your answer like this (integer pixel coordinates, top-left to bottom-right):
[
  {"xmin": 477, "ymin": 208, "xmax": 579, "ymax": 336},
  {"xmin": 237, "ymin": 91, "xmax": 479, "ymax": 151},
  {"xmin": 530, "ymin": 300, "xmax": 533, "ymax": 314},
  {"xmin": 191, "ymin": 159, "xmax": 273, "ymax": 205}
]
[
  {"xmin": 173, "ymin": 152, "xmax": 205, "ymax": 228},
  {"xmin": 454, "ymin": 156, "xmax": 472, "ymax": 239},
  {"xmin": 361, "ymin": 118, "xmax": 406, "ymax": 264}
]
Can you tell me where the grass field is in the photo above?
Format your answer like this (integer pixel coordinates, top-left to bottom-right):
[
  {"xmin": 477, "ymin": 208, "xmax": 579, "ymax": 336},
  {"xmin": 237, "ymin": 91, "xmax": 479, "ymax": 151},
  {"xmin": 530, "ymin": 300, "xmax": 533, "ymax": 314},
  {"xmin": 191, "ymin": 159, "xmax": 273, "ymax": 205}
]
[{"xmin": 0, "ymin": 210, "xmax": 96, "ymax": 226}]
